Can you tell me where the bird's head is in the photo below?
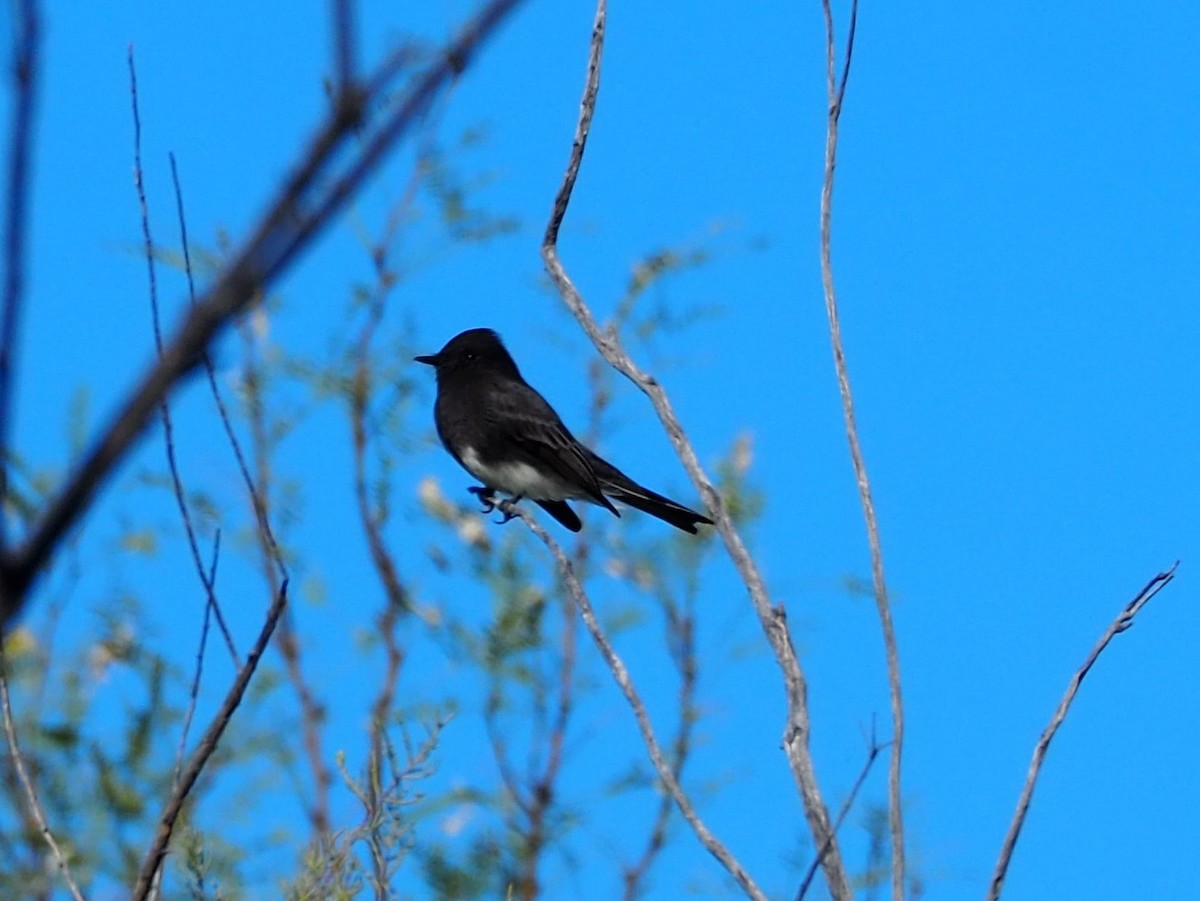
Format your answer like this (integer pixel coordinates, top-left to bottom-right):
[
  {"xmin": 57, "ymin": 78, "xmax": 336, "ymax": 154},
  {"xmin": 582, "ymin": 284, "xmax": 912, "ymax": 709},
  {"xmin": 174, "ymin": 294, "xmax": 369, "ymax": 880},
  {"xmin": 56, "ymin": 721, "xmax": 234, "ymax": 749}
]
[{"xmin": 415, "ymin": 328, "xmax": 521, "ymax": 380}]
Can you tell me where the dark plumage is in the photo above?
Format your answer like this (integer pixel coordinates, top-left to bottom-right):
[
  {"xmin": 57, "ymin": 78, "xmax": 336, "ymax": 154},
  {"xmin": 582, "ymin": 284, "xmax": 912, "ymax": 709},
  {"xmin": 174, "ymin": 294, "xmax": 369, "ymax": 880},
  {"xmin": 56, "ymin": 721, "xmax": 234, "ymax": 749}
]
[{"xmin": 415, "ymin": 328, "xmax": 713, "ymax": 534}]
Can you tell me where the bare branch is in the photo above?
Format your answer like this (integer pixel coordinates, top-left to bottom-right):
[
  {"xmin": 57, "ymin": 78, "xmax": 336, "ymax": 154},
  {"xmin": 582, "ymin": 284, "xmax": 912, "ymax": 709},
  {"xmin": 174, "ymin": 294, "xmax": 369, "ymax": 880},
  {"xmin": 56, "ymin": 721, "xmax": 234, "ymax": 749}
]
[
  {"xmin": 0, "ymin": 0, "xmax": 527, "ymax": 631},
  {"xmin": 816, "ymin": 2, "xmax": 905, "ymax": 897},
  {"xmin": 170, "ymin": 151, "xmax": 289, "ymax": 585},
  {"xmin": 988, "ymin": 563, "xmax": 1178, "ymax": 900},
  {"xmin": 797, "ymin": 721, "xmax": 889, "ymax": 900},
  {"xmin": 128, "ymin": 47, "xmax": 240, "ymax": 666},
  {"xmin": 239, "ymin": 319, "xmax": 332, "ymax": 838},
  {"xmin": 0, "ymin": 0, "xmax": 41, "ymax": 548},
  {"xmin": 0, "ymin": 655, "xmax": 85, "ymax": 901},
  {"xmin": 508, "ymin": 502, "xmax": 766, "ymax": 901},
  {"xmin": 540, "ymin": 1, "xmax": 850, "ymax": 895},
  {"xmin": 172, "ymin": 530, "xmax": 220, "ymax": 792},
  {"xmin": 132, "ymin": 578, "xmax": 290, "ymax": 899}
]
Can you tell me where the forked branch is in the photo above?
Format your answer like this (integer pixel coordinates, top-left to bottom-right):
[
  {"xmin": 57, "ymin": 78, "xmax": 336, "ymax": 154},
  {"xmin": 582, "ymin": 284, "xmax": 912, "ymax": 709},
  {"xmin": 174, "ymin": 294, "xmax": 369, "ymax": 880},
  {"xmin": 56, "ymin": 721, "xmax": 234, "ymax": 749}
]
[{"xmin": 540, "ymin": 0, "xmax": 850, "ymax": 895}]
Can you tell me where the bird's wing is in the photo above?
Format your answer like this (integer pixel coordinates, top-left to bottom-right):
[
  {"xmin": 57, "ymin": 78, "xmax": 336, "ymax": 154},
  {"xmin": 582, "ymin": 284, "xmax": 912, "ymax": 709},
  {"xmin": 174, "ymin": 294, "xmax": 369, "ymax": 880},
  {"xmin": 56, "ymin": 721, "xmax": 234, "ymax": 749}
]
[{"xmin": 488, "ymin": 381, "xmax": 617, "ymax": 513}]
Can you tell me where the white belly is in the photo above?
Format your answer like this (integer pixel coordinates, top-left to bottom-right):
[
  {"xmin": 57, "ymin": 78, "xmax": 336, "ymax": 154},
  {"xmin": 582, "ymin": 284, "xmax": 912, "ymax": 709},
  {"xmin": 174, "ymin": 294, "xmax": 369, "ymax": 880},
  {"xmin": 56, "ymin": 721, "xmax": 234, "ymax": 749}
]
[{"xmin": 461, "ymin": 447, "xmax": 577, "ymax": 500}]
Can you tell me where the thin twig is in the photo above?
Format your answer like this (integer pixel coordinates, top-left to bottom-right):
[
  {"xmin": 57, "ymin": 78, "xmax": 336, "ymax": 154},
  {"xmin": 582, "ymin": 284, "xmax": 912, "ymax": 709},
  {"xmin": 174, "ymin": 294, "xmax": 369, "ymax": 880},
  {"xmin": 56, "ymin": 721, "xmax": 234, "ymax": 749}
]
[
  {"xmin": 797, "ymin": 722, "xmax": 889, "ymax": 900},
  {"xmin": 0, "ymin": 0, "xmax": 527, "ymax": 631},
  {"xmin": 128, "ymin": 47, "xmax": 240, "ymax": 666},
  {"xmin": 0, "ymin": 655, "xmax": 85, "ymax": 901},
  {"xmin": 0, "ymin": 0, "xmax": 40, "ymax": 549},
  {"xmin": 172, "ymin": 530, "xmax": 220, "ymax": 791},
  {"xmin": 540, "ymin": 0, "xmax": 849, "ymax": 895},
  {"xmin": 238, "ymin": 317, "xmax": 332, "ymax": 838},
  {"xmin": 816, "ymin": 3, "xmax": 905, "ymax": 898},
  {"xmin": 988, "ymin": 563, "xmax": 1178, "ymax": 900},
  {"xmin": 169, "ymin": 152, "xmax": 289, "ymax": 584},
  {"xmin": 510, "ymin": 503, "xmax": 766, "ymax": 901},
  {"xmin": 622, "ymin": 595, "xmax": 697, "ymax": 900},
  {"xmin": 132, "ymin": 578, "xmax": 290, "ymax": 899}
]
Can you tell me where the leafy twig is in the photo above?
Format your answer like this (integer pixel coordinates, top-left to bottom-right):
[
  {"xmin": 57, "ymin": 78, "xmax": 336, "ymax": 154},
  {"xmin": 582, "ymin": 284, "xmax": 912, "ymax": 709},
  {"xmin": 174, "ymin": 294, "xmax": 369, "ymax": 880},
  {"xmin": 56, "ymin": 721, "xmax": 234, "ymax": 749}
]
[{"xmin": 0, "ymin": 654, "xmax": 85, "ymax": 901}]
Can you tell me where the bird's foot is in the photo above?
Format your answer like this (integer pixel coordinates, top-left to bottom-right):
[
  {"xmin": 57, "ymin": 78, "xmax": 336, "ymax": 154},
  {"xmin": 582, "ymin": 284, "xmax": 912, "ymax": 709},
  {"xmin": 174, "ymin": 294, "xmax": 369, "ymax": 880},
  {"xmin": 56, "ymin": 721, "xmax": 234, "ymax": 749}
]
[
  {"xmin": 495, "ymin": 495, "xmax": 524, "ymax": 526},
  {"xmin": 467, "ymin": 485, "xmax": 499, "ymax": 513},
  {"xmin": 468, "ymin": 486, "xmax": 524, "ymax": 526}
]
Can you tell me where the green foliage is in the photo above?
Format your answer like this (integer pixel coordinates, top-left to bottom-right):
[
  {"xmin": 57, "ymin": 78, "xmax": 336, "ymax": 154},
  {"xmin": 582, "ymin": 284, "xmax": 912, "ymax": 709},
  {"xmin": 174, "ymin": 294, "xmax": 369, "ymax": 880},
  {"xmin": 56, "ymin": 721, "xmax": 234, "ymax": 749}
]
[{"xmin": 0, "ymin": 116, "xmax": 779, "ymax": 901}]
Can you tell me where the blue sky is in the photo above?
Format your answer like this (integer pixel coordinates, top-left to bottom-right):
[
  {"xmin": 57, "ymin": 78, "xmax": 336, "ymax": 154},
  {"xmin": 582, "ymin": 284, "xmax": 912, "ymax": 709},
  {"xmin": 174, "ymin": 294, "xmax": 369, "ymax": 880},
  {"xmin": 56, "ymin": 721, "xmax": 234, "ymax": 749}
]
[{"xmin": 6, "ymin": 1, "xmax": 1199, "ymax": 898}]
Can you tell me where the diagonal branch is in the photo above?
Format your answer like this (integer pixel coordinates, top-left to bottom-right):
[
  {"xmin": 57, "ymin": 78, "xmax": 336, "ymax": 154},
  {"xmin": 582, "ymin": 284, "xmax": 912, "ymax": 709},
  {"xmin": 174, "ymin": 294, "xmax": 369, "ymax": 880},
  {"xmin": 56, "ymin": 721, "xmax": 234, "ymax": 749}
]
[
  {"xmin": 540, "ymin": 0, "xmax": 850, "ymax": 895},
  {"xmin": 131, "ymin": 578, "xmax": 290, "ymax": 899},
  {"xmin": 816, "ymin": 3, "xmax": 907, "ymax": 898},
  {"xmin": 509, "ymin": 503, "xmax": 766, "ymax": 901},
  {"xmin": 128, "ymin": 47, "xmax": 240, "ymax": 666},
  {"xmin": 797, "ymin": 721, "xmax": 888, "ymax": 900},
  {"xmin": 0, "ymin": 0, "xmax": 527, "ymax": 631},
  {"xmin": 988, "ymin": 562, "xmax": 1178, "ymax": 900}
]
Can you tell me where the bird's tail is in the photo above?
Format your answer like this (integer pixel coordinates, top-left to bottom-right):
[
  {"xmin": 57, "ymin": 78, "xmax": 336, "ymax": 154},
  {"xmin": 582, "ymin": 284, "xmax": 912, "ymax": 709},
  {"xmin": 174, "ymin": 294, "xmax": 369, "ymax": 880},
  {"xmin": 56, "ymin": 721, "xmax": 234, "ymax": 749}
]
[{"xmin": 588, "ymin": 452, "xmax": 713, "ymax": 534}]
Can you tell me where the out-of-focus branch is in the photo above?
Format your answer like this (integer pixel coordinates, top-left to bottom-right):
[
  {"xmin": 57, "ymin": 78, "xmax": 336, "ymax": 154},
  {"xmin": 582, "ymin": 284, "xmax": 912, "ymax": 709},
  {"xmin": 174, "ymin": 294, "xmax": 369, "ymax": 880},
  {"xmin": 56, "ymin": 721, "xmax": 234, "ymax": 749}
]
[
  {"xmin": 239, "ymin": 318, "xmax": 332, "ymax": 838},
  {"xmin": 0, "ymin": 655, "xmax": 84, "ymax": 901},
  {"xmin": 331, "ymin": 0, "xmax": 357, "ymax": 94},
  {"xmin": 988, "ymin": 563, "xmax": 1178, "ymax": 901},
  {"xmin": 815, "ymin": 2, "xmax": 906, "ymax": 898},
  {"xmin": 510, "ymin": 503, "xmax": 766, "ymax": 901},
  {"xmin": 622, "ymin": 597, "xmax": 697, "ymax": 901},
  {"xmin": 540, "ymin": 1, "xmax": 850, "ymax": 895},
  {"xmin": 0, "ymin": 0, "xmax": 41, "ymax": 549},
  {"xmin": 131, "ymin": 579, "xmax": 290, "ymax": 900},
  {"xmin": 0, "ymin": 0, "xmax": 527, "ymax": 631}
]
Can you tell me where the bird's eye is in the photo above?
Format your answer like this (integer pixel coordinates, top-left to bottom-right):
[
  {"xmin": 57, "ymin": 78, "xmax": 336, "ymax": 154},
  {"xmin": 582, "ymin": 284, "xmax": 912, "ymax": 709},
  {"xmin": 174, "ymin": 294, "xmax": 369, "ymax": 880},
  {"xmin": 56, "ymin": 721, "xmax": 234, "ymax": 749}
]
[{"xmin": 465, "ymin": 352, "xmax": 476, "ymax": 361}]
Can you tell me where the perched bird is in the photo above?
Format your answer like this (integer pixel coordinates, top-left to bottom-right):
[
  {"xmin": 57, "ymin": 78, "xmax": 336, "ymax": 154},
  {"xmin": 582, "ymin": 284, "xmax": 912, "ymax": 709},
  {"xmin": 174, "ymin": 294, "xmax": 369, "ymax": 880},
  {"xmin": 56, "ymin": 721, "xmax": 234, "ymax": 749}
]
[{"xmin": 415, "ymin": 328, "xmax": 713, "ymax": 534}]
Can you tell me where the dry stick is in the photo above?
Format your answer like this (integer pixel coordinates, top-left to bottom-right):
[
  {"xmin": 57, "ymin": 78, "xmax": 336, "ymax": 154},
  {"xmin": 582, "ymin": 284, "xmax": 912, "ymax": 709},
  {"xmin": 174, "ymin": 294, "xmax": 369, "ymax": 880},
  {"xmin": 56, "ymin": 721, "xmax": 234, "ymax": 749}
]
[
  {"xmin": 815, "ymin": 3, "xmax": 906, "ymax": 899},
  {"xmin": 132, "ymin": 579, "xmax": 290, "ymax": 899},
  {"xmin": 510, "ymin": 504, "xmax": 768, "ymax": 901},
  {"xmin": 541, "ymin": 1, "xmax": 850, "ymax": 895},
  {"xmin": 128, "ymin": 48, "xmax": 241, "ymax": 667},
  {"xmin": 169, "ymin": 152, "xmax": 289, "ymax": 581},
  {"xmin": 797, "ymin": 725, "xmax": 889, "ymax": 901},
  {"xmin": 172, "ymin": 531, "xmax": 220, "ymax": 794},
  {"xmin": 0, "ymin": 657, "xmax": 85, "ymax": 901},
  {"xmin": 988, "ymin": 563, "xmax": 1178, "ymax": 901},
  {"xmin": 238, "ymin": 320, "xmax": 333, "ymax": 838},
  {"xmin": 0, "ymin": 0, "xmax": 527, "ymax": 631},
  {"xmin": 0, "ymin": 0, "xmax": 40, "ymax": 549}
]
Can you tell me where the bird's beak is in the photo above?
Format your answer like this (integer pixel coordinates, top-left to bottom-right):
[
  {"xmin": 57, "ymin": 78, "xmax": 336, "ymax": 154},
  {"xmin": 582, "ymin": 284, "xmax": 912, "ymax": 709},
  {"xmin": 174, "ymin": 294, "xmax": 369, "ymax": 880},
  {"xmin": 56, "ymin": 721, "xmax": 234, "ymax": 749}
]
[{"xmin": 414, "ymin": 353, "xmax": 438, "ymax": 366}]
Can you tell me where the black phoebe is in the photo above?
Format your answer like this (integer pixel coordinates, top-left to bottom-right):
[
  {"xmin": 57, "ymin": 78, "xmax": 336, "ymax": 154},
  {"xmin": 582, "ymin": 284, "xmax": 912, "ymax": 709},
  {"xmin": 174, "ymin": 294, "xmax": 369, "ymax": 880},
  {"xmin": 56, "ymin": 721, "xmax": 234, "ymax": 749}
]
[{"xmin": 416, "ymin": 328, "xmax": 713, "ymax": 534}]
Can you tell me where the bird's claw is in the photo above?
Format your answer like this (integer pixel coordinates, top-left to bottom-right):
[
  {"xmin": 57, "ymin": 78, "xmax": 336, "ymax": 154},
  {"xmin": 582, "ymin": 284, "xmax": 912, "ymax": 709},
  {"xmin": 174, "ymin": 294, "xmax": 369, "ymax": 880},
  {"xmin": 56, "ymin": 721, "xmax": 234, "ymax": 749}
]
[
  {"xmin": 495, "ymin": 498, "xmax": 522, "ymax": 525},
  {"xmin": 467, "ymin": 485, "xmax": 499, "ymax": 513},
  {"xmin": 467, "ymin": 486, "xmax": 523, "ymax": 525}
]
